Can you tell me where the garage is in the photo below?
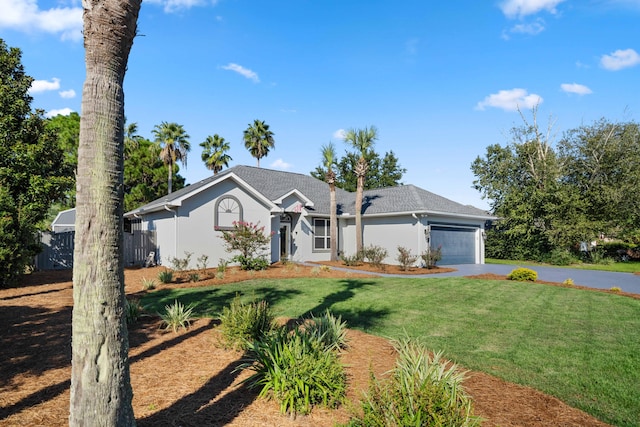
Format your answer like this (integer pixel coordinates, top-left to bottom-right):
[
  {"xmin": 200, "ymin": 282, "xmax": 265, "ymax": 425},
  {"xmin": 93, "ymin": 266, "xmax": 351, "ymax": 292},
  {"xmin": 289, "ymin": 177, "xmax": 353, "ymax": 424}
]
[{"xmin": 430, "ymin": 225, "xmax": 477, "ymax": 265}]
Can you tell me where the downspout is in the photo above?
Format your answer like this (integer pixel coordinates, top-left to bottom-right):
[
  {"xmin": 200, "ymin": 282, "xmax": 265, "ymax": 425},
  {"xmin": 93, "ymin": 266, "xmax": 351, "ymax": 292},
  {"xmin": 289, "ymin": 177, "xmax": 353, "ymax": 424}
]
[
  {"xmin": 164, "ymin": 204, "xmax": 177, "ymax": 260},
  {"xmin": 411, "ymin": 213, "xmax": 422, "ymax": 265}
]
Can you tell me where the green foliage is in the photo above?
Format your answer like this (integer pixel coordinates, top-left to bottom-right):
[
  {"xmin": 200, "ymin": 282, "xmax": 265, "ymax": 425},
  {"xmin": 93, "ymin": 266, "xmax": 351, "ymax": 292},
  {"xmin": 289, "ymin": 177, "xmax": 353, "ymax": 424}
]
[
  {"xmin": 159, "ymin": 300, "xmax": 196, "ymax": 333},
  {"xmin": 344, "ymin": 336, "xmax": 480, "ymax": 427},
  {"xmin": 169, "ymin": 251, "xmax": 192, "ymax": 271},
  {"xmin": 0, "ymin": 40, "xmax": 73, "ymax": 286},
  {"xmin": 304, "ymin": 309, "xmax": 349, "ymax": 352},
  {"xmin": 217, "ymin": 295, "xmax": 277, "ymax": 350},
  {"xmin": 217, "ymin": 258, "xmax": 228, "ymax": 273},
  {"xmin": 125, "ymin": 298, "xmax": 143, "ymax": 325},
  {"xmin": 157, "ymin": 270, "xmax": 174, "ymax": 284},
  {"xmin": 420, "ymin": 246, "xmax": 442, "ymax": 269},
  {"xmin": 239, "ymin": 326, "xmax": 347, "ymax": 415},
  {"xmin": 153, "ymin": 121, "xmax": 191, "ymax": 194},
  {"xmin": 506, "ymin": 267, "xmax": 538, "ymax": 282},
  {"xmin": 141, "ymin": 277, "xmax": 157, "ymax": 290},
  {"xmin": 218, "ymin": 221, "xmax": 274, "ymax": 270},
  {"xmin": 587, "ymin": 249, "xmax": 614, "ymax": 266},
  {"xmin": 396, "ymin": 246, "xmax": 418, "ymax": 271},
  {"xmin": 196, "ymin": 254, "xmax": 209, "ymax": 272},
  {"xmin": 362, "ymin": 244, "xmax": 388, "ymax": 270},
  {"xmin": 341, "ymin": 253, "xmax": 364, "ymax": 266},
  {"xmin": 200, "ymin": 134, "xmax": 232, "ymax": 174},
  {"xmin": 188, "ymin": 273, "xmax": 200, "ymax": 282},
  {"xmin": 544, "ymin": 248, "xmax": 579, "ymax": 266},
  {"xmin": 45, "ymin": 112, "xmax": 80, "ymax": 209},
  {"xmin": 562, "ymin": 278, "xmax": 574, "ymax": 286},
  {"xmin": 243, "ymin": 119, "xmax": 275, "ymax": 167},
  {"xmin": 312, "ymin": 149, "xmax": 406, "ymax": 191}
]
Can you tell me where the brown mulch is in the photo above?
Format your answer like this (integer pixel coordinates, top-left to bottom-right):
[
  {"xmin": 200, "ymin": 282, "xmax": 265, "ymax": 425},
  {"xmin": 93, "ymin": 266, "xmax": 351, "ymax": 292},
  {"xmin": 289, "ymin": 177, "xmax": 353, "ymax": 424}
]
[{"xmin": 0, "ymin": 264, "xmax": 612, "ymax": 426}]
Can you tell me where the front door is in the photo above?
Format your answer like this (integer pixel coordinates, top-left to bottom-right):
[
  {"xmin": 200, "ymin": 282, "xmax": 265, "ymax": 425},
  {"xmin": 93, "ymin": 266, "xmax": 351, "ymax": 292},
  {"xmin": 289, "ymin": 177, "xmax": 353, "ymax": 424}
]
[{"xmin": 279, "ymin": 223, "xmax": 290, "ymax": 260}]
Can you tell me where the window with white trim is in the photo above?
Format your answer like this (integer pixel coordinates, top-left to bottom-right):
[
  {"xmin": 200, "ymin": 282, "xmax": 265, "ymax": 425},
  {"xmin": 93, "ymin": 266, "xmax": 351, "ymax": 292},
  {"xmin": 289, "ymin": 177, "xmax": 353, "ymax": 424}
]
[
  {"xmin": 313, "ymin": 218, "xmax": 330, "ymax": 250},
  {"xmin": 215, "ymin": 196, "xmax": 243, "ymax": 230}
]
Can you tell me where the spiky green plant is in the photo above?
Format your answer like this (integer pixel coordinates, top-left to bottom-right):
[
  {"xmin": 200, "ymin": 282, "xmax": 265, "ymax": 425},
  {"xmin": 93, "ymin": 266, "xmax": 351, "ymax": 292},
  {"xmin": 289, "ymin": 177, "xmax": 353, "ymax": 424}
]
[
  {"xmin": 159, "ymin": 300, "xmax": 195, "ymax": 333},
  {"xmin": 157, "ymin": 269, "xmax": 174, "ymax": 284},
  {"xmin": 125, "ymin": 298, "xmax": 143, "ymax": 325},
  {"xmin": 141, "ymin": 277, "xmax": 157, "ymax": 290},
  {"xmin": 304, "ymin": 309, "xmax": 348, "ymax": 352},
  {"xmin": 217, "ymin": 295, "xmax": 276, "ymax": 350}
]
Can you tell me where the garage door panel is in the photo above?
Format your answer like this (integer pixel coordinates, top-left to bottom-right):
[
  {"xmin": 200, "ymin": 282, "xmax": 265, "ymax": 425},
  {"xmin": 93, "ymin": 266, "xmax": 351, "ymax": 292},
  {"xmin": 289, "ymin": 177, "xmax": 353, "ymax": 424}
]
[{"xmin": 430, "ymin": 226, "xmax": 476, "ymax": 265}]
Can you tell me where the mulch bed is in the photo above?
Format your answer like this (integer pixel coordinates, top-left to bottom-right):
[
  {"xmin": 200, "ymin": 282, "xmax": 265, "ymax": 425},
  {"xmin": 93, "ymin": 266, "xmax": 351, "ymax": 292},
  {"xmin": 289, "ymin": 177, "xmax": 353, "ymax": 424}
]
[{"xmin": 0, "ymin": 265, "xmax": 613, "ymax": 426}]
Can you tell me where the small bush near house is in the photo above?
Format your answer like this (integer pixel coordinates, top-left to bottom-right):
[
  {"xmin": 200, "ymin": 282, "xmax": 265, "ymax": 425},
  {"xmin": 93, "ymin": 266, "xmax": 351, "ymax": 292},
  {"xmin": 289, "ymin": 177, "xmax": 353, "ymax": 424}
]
[
  {"xmin": 169, "ymin": 251, "xmax": 193, "ymax": 272},
  {"xmin": 233, "ymin": 254, "xmax": 269, "ymax": 271},
  {"xmin": 188, "ymin": 273, "xmax": 200, "ymax": 282},
  {"xmin": 545, "ymin": 248, "xmax": 578, "ymax": 266},
  {"xmin": 157, "ymin": 270, "xmax": 173, "ymax": 284},
  {"xmin": 159, "ymin": 300, "xmax": 196, "ymax": 333},
  {"xmin": 420, "ymin": 245, "xmax": 442, "ymax": 269},
  {"xmin": 341, "ymin": 253, "xmax": 363, "ymax": 266},
  {"xmin": 507, "ymin": 267, "xmax": 537, "ymax": 282},
  {"xmin": 342, "ymin": 336, "xmax": 480, "ymax": 427},
  {"xmin": 362, "ymin": 245, "xmax": 388, "ymax": 270},
  {"xmin": 197, "ymin": 254, "xmax": 209, "ymax": 273},
  {"xmin": 239, "ymin": 327, "xmax": 347, "ymax": 416},
  {"xmin": 217, "ymin": 221, "xmax": 275, "ymax": 271},
  {"xmin": 397, "ymin": 246, "xmax": 418, "ymax": 271},
  {"xmin": 218, "ymin": 295, "xmax": 277, "ymax": 350},
  {"xmin": 217, "ymin": 258, "xmax": 228, "ymax": 273},
  {"xmin": 125, "ymin": 298, "xmax": 143, "ymax": 325}
]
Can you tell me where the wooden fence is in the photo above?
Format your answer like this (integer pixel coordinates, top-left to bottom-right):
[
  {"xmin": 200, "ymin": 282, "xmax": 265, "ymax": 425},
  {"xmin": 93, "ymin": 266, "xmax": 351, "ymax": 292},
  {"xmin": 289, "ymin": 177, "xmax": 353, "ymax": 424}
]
[{"xmin": 35, "ymin": 230, "xmax": 156, "ymax": 270}]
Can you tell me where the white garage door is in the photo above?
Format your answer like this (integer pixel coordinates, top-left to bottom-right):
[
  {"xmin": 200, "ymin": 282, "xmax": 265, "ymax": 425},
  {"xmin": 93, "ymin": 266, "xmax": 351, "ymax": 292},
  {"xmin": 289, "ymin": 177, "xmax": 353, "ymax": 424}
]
[{"xmin": 430, "ymin": 226, "xmax": 477, "ymax": 265}]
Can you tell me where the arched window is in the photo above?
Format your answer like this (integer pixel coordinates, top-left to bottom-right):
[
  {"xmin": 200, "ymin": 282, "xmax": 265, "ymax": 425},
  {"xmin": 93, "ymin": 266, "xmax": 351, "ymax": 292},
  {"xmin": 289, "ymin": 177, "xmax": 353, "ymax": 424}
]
[{"xmin": 215, "ymin": 196, "xmax": 243, "ymax": 230}]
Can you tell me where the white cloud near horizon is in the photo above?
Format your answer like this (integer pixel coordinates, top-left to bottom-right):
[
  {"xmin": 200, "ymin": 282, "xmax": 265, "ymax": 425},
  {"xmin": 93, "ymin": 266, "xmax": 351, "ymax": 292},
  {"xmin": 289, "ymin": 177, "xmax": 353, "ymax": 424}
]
[
  {"xmin": 476, "ymin": 88, "xmax": 543, "ymax": 112},
  {"xmin": 220, "ymin": 63, "xmax": 260, "ymax": 83},
  {"xmin": 45, "ymin": 107, "xmax": 74, "ymax": 118},
  {"xmin": 600, "ymin": 48, "xmax": 640, "ymax": 70},
  {"xmin": 499, "ymin": 0, "xmax": 566, "ymax": 18},
  {"xmin": 270, "ymin": 159, "xmax": 292, "ymax": 170},
  {"xmin": 145, "ymin": 0, "xmax": 217, "ymax": 14},
  {"xmin": 59, "ymin": 89, "xmax": 76, "ymax": 99},
  {"xmin": 0, "ymin": 0, "xmax": 82, "ymax": 41},
  {"xmin": 561, "ymin": 83, "xmax": 593, "ymax": 95},
  {"xmin": 29, "ymin": 78, "xmax": 61, "ymax": 94}
]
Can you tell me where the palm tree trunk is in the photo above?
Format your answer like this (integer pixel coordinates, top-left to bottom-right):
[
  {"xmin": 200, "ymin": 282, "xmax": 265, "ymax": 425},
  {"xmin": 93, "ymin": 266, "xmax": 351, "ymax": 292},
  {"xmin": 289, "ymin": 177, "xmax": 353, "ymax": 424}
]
[
  {"xmin": 329, "ymin": 184, "xmax": 338, "ymax": 261},
  {"xmin": 355, "ymin": 174, "xmax": 364, "ymax": 253},
  {"xmin": 71, "ymin": 1, "xmax": 140, "ymax": 425},
  {"xmin": 168, "ymin": 158, "xmax": 173, "ymax": 193}
]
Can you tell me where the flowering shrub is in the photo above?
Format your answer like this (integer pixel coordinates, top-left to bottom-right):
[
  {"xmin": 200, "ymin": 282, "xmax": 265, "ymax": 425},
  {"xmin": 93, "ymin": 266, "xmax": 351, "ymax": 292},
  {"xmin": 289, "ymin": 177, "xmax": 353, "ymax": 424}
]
[{"xmin": 217, "ymin": 221, "xmax": 275, "ymax": 270}]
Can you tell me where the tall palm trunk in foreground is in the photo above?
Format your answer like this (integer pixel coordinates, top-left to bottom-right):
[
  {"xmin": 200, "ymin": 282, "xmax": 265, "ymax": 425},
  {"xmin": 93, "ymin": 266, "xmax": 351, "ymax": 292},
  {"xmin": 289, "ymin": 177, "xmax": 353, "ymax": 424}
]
[{"xmin": 71, "ymin": 1, "xmax": 141, "ymax": 425}]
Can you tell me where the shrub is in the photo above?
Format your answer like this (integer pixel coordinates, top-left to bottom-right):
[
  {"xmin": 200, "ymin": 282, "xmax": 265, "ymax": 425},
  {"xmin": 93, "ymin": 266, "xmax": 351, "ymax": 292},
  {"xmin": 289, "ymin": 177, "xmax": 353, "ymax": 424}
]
[
  {"xmin": 507, "ymin": 267, "xmax": 537, "ymax": 282},
  {"xmin": 217, "ymin": 258, "xmax": 228, "ymax": 273},
  {"xmin": 397, "ymin": 246, "xmax": 418, "ymax": 271},
  {"xmin": 188, "ymin": 272, "xmax": 200, "ymax": 282},
  {"xmin": 233, "ymin": 254, "xmax": 269, "ymax": 271},
  {"xmin": 218, "ymin": 295, "xmax": 277, "ymax": 350},
  {"xmin": 303, "ymin": 309, "xmax": 348, "ymax": 352},
  {"xmin": 169, "ymin": 251, "xmax": 193, "ymax": 272},
  {"xmin": 588, "ymin": 249, "xmax": 615, "ymax": 265},
  {"xmin": 125, "ymin": 298, "xmax": 142, "ymax": 325},
  {"xmin": 344, "ymin": 336, "xmax": 480, "ymax": 426},
  {"xmin": 610, "ymin": 286, "xmax": 621, "ymax": 293},
  {"xmin": 310, "ymin": 267, "xmax": 322, "ymax": 276},
  {"xmin": 420, "ymin": 245, "xmax": 442, "ymax": 269},
  {"xmin": 159, "ymin": 300, "xmax": 196, "ymax": 333},
  {"xmin": 141, "ymin": 277, "xmax": 157, "ymax": 290},
  {"xmin": 157, "ymin": 270, "xmax": 173, "ymax": 284},
  {"xmin": 197, "ymin": 254, "xmax": 209, "ymax": 273},
  {"xmin": 320, "ymin": 265, "xmax": 331, "ymax": 273},
  {"xmin": 563, "ymin": 278, "xmax": 575, "ymax": 286},
  {"xmin": 217, "ymin": 221, "xmax": 275, "ymax": 271},
  {"xmin": 545, "ymin": 248, "xmax": 578, "ymax": 266},
  {"xmin": 215, "ymin": 271, "xmax": 225, "ymax": 280},
  {"xmin": 341, "ymin": 253, "xmax": 363, "ymax": 266},
  {"xmin": 362, "ymin": 245, "xmax": 388, "ymax": 270},
  {"xmin": 240, "ymin": 327, "xmax": 347, "ymax": 416}
]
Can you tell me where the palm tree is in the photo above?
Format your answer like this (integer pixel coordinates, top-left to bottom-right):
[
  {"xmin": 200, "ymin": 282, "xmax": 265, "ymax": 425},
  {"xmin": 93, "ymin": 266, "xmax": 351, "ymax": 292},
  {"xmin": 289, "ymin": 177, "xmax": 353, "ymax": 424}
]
[
  {"xmin": 152, "ymin": 121, "xmax": 190, "ymax": 193},
  {"xmin": 71, "ymin": 0, "xmax": 141, "ymax": 424},
  {"xmin": 321, "ymin": 142, "xmax": 338, "ymax": 261},
  {"xmin": 243, "ymin": 119, "xmax": 275, "ymax": 167},
  {"xmin": 124, "ymin": 121, "xmax": 142, "ymax": 161},
  {"xmin": 200, "ymin": 134, "xmax": 232, "ymax": 175},
  {"xmin": 343, "ymin": 126, "xmax": 378, "ymax": 253}
]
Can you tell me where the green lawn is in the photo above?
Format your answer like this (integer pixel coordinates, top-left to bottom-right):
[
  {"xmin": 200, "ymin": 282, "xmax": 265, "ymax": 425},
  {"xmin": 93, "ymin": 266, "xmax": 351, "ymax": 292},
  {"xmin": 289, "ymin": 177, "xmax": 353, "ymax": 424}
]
[
  {"xmin": 487, "ymin": 257, "xmax": 640, "ymax": 273},
  {"xmin": 141, "ymin": 277, "xmax": 640, "ymax": 426}
]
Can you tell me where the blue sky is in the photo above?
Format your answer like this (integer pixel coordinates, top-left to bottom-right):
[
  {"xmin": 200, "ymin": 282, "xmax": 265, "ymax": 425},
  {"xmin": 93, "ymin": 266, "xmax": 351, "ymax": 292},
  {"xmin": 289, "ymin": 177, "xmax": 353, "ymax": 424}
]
[{"xmin": 1, "ymin": 0, "xmax": 639, "ymax": 210}]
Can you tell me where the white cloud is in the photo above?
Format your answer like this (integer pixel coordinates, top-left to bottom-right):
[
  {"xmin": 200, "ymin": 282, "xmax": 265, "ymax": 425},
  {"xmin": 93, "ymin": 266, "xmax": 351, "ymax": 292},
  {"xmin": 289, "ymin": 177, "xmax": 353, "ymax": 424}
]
[
  {"xmin": 45, "ymin": 107, "xmax": 74, "ymax": 118},
  {"xmin": 600, "ymin": 48, "xmax": 640, "ymax": 71},
  {"xmin": 0, "ymin": 0, "xmax": 82, "ymax": 41},
  {"xmin": 333, "ymin": 129, "xmax": 346, "ymax": 139},
  {"xmin": 220, "ymin": 63, "xmax": 260, "ymax": 83},
  {"xmin": 503, "ymin": 20, "xmax": 545, "ymax": 38},
  {"xmin": 475, "ymin": 88, "xmax": 543, "ymax": 112},
  {"xmin": 561, "ymin": 83, "xmax": 593, "ymax": 95},
  {"xmin": 499, "ymin": 0, "xmax": 566, "ymax": 18},
  {"xmin": 270, "ymin": 159, "xmax": 292, "ymax": 170},
  {"xmin": 145, "ymin": 0, "xmax": 216, "ymax": 13},
  {"xmin": 29, "ymin": 78, "xmax": 61, "ymax": 94},
  {"xmin": 59, "ymin": 89, "xmax": 76, "ymax": 99}
]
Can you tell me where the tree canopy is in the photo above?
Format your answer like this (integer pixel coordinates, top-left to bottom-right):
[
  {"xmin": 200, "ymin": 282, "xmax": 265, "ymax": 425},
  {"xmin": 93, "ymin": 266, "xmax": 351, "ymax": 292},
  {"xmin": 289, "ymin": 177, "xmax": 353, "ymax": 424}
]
[
  {"xmin": 0, "ymin": 39, "xmax": 73, "ymax": 285},
  {"xmin": 243, "ymin": 119, "xmax": 275, "ymax": 167},
  {"xmin": 472, "ymin": 110, "xmax": 640, "ymax": 260}
]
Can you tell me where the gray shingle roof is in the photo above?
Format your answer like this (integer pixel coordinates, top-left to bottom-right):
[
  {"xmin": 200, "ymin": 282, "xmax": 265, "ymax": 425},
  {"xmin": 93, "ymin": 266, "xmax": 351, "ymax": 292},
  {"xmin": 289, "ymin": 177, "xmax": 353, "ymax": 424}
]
[{"xmin": 125, "ymin": 165, "xmax": 491, "ymax": 219}]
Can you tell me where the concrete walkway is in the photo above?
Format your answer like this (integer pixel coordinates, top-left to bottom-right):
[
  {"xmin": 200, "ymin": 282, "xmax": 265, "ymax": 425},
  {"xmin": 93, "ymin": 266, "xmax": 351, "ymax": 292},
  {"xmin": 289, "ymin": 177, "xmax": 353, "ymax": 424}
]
[{"xmin": 310, "ymin": 262, "xmax": 640, "ymax": 295}]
